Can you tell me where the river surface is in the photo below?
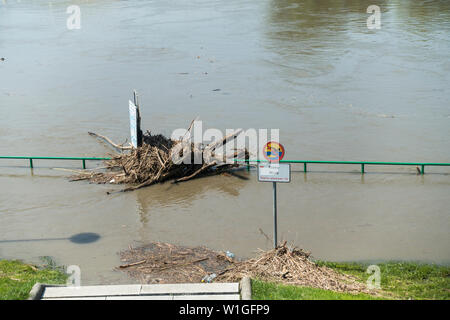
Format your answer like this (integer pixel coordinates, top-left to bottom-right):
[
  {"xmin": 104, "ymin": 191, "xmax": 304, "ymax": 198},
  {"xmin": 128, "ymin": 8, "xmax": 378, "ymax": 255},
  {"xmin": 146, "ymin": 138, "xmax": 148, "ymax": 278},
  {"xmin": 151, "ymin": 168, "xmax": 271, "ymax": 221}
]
[{"xmin": 0, "ymin": 0, "xmax": 449, "ymax": 284}]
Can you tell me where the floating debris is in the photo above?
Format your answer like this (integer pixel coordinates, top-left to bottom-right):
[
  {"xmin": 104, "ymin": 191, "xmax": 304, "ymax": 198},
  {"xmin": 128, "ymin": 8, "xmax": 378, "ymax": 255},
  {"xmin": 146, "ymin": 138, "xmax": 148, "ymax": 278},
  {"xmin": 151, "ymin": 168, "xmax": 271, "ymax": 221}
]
[{"xmin": 71, "ymin": 119, "xmax": 248, "ymax": 192}]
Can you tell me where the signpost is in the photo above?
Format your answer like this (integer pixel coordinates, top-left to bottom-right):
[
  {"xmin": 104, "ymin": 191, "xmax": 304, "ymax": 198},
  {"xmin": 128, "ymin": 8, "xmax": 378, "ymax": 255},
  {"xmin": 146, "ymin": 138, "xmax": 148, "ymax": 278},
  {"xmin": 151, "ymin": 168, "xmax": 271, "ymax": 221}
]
[
  {"xmin": 258, "ymin": 142, "xmax": 290, "ymax": 248},
  {"xmin": 128, "ymin": 100, "xmax": 138, "ymax": 148},
  {"xmin": 129, "ymin": 91, "xmax": 143, "ymax": 148}
]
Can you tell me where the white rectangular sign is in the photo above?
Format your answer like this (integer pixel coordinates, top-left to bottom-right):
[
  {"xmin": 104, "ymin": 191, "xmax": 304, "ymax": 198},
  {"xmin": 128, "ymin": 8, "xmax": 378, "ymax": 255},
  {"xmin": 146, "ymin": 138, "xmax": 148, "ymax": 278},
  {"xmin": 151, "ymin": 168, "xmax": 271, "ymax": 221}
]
[
  {"xmin": 258, "ymin": 163, "xmax": 291, "ymax": 183},
  {"xmin": 129, "ymin": 100, "xmax": 138, "ymax": 148}
]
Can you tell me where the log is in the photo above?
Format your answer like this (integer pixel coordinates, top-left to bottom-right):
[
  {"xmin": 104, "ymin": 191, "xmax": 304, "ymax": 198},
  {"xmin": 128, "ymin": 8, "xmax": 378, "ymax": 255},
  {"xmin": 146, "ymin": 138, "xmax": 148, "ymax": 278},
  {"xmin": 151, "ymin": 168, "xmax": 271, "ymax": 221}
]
[
  {"xmin": 205, "ymin": 129, "xmax": 243, "ymax": 152},
  {"xmin": 88, "ymin": 132, "xmax": 133, "ymax": 150},
  {"xmin": 174, "ymin": 162, "xmax": 216, "ymax": 183}
]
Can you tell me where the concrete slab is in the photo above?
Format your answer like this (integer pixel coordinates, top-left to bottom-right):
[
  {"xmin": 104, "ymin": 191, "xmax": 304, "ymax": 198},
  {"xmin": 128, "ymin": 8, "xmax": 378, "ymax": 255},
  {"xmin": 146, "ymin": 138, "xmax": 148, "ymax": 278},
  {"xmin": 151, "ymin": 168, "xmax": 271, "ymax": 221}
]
[
  {"xmin": 43, "ymin": 297, "xmax": 108, "ymax": 300},
  {"xmin": 140, "ymin": 283, "xmax": 239, "ymax": 295},
  {"xmin": 43, "ymin": 285, "xmax": 142, "ymax": 298},
  {"xmin": 106, "ymin": 295, "xmax": 174, "ymax": 300},
  {"xmin": 37, "ymin": 281, "xmax": 247, "ymax": 300},
  {"xmin": 173, "ymin": 294, "xmax": 240, "ymax": 300}
]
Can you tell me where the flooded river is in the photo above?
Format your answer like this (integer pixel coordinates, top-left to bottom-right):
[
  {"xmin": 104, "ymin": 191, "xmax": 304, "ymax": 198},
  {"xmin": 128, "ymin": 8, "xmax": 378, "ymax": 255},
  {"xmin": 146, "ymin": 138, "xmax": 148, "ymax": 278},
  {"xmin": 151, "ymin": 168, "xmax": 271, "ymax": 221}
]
[{"xmin": 0, "ymin": 0, "xmax": 449, "ymax": 284}]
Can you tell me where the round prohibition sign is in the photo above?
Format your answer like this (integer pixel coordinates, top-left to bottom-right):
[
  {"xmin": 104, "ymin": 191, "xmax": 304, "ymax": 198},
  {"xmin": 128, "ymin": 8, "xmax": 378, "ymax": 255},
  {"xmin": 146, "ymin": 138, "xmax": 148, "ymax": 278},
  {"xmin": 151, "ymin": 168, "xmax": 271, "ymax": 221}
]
[{"xmin": 263, "ymin": 141, "xmax": 285, "ymax": 162}]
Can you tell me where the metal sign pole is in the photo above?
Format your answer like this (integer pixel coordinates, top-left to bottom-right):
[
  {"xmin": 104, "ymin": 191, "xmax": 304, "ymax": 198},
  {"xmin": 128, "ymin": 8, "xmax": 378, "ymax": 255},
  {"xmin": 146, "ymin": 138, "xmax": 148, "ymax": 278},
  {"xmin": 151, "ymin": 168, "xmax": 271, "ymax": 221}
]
[
  {"xmin": 273, "ymin": 181, "xmax": 277, "ymax": 248},
  {"xmin": 133, "ymin": 90, "xmax": 143, "ymax": 147},
  {"xmin": 258, "ymin": 142, "xmax": 288, "ymax": 249}
]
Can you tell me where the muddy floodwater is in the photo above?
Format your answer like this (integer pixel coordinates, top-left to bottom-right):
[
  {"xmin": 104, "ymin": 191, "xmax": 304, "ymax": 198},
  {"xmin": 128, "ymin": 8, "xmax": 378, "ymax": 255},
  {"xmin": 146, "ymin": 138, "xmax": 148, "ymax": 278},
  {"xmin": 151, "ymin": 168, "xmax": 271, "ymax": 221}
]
[{"xmin": 0, "ymin": 0, "xmax": 449, "ymax": 284}]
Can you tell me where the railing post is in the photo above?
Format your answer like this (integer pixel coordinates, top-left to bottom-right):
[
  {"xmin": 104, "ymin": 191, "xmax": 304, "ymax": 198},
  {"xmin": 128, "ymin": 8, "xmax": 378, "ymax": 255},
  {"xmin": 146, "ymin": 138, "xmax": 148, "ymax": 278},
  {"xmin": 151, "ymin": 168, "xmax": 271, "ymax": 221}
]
[
  {"xmin": 421, "ymin": 165, "xmax": 425, "ymax": 175},
  {"xmin": 304, "ymin": 163, "xmax": 307, "ymax": 172},
  {"xmin": 82, "ymin": 159, "xmax": 86, "ymax": 169},
  {"xmin": 29, "ymin": 158, "xmax": 33, "ymax": 169},
  {"xmin": 361, "ymin": 164, "xmax": 365, "ymax": 174}
]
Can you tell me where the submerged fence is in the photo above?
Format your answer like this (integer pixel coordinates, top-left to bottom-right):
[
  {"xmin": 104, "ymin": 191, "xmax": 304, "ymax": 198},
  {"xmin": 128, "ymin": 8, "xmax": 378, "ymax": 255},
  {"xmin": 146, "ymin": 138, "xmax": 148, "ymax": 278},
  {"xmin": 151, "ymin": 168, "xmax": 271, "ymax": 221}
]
[
  {"xmin": 0, "ymin": 156, "xmax": 449, "ymax": 175},
  {"xmin": 236, "ymin": 159, "xmax": 450, "ymax": 175},
  {"xmin": 0, "ymin": 156, "xmax": 111, "ymax": 170}
]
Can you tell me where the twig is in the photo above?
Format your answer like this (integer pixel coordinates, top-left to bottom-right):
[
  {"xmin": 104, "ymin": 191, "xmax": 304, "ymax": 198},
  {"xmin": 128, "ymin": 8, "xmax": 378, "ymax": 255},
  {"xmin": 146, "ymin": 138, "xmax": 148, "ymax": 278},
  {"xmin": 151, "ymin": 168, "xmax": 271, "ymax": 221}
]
[
  {"xmin": 205, "ymin": 129, "xmax": 243, "ymax": 152},
  {"xmin": 53, "ymin": 168, "xmax": 86, "ymax": 174},
  {"xmin": 258, "ymin": 228, "xmax": 272, "ymax": 242},
  {"xmin": 88, "ymin": 132, "xmax": 133, "ymax": 150},
  {"xmin": 119, "ymin": 260, "xmax": 146, "ymax": 269},
  {"xmin": 156, "ymin": 257, "xmax": 209, "ymax": 271},
  {"xmin": 174, "ymin": 162, "xmax": 216, "ymax": 183}
]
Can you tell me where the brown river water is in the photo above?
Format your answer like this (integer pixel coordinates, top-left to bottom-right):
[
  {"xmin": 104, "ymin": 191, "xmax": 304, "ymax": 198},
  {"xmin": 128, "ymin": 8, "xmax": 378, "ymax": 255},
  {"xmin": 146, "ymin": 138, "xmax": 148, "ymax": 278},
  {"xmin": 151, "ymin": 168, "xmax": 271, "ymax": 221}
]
[{"xmin": 0, "ymin": 0, "xmax": 449, "ymax": 284}]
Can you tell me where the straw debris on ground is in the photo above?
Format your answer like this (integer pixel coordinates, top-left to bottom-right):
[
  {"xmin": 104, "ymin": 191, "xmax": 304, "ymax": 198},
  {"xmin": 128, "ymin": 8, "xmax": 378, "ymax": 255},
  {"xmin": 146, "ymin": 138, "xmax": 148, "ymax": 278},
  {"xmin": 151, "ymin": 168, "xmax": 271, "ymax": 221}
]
[
  {"xmin": 117, "ymin": 242, "xmax": 234, "ymax": 284},
  {"xmin": 117, "ymin": 241, "xmax": 374, "ymax": 295},
  {"xmin": 71, "ymin": 120, "xmax": 249, "ymax": 192},
  {"xmin": 216, "ymin": 241, "xmax": 371, "ymax": 294}
]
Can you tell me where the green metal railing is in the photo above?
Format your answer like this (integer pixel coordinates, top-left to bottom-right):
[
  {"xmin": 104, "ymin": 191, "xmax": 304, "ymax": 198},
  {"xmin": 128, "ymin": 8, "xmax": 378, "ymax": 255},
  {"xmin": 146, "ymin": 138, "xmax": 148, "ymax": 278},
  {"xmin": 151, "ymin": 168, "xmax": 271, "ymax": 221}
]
[
  {"xmin": 0, "ymin": 156, "xmax": 111, "ymax": 169},
  {"xmin": 0, "ymin": 156, "xmax": 449, "ymax": 175},
  {"xmin": 237, "ymin": 159, "xmax": 450, "ymax": 175}
]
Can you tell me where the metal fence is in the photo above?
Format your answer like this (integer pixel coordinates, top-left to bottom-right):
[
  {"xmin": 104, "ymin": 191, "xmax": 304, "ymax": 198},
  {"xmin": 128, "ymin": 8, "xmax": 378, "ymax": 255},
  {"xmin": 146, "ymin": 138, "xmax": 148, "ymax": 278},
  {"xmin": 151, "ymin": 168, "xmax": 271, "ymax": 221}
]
[
  {"xmin": 1, "ymin": 156, "xmax": 449, "ymax": 174},
  {"xmin": 236, "ymin": 159, "xmax": 450, "ymax": 175},
  {"xmin": 0, "ymin": 156, "xmax": 111, "ymax": 170}
]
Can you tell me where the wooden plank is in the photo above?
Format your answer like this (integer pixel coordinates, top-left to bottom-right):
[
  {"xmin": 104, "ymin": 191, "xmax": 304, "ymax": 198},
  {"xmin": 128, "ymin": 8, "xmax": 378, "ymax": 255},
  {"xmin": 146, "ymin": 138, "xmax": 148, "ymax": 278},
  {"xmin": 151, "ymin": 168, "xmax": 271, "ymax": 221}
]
[
  {"xmin": 140, "ymin": 283, "xmax": 239, "ymax": 295},
  {"xmin": 43, "ymin": 285, "xmax": 142, "ymax": 298}
]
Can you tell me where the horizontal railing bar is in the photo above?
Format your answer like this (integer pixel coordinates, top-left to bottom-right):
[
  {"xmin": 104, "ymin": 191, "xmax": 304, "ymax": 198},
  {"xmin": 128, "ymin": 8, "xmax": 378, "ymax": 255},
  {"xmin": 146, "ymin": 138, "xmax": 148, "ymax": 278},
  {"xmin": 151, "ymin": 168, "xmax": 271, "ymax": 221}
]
[
  {"xmin": 235, "ymin": 159, "xmax": 450, "ymax": 166},
  {"xmin": 0, "ymin": 157, "xmax": 449, "ymax": 166},
  {"xmin": 0, "ymin": 156, "xmax": 111, "ymax": 161}
]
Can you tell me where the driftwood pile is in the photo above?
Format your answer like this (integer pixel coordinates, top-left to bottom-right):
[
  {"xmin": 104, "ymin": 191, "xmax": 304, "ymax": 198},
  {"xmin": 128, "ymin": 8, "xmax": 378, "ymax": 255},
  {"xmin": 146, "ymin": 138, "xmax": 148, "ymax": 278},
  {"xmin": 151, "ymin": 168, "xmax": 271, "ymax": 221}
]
[
  {"xmin": 118, "ymin": 241, "xmax": 372, "ymax": 295},
  {"xmin": 71, "ymin": 120, "xmax": 248, "ymax": 192},
  {"xmin": 118, "ymin": 242, "xmax": 234, "ymax": 284},
  {"xmin": 216, "ymin": 241, "xmax": 370, "ymax": 294}
]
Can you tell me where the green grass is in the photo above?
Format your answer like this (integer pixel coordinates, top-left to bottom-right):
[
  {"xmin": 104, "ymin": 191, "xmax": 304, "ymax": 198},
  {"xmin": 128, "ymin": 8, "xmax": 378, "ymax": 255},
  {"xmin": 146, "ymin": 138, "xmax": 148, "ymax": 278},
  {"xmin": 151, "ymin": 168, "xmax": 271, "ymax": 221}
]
[
  {"xmin": 2, "ymin": 257, "xmax": 447, "ymax": 300},
  {"xmin": 252, "ymin": 262, "xmax": 450, "ymax": 300},
  {"xmin": 252, "ymin": 279, "xmax": 381, "ymax": 300},
  {"xmin": 0, "ymin": 259, "xmax": 67, "ymax": 300},
  {"xmin": 316, "ymin": 261, "xmax": 450, "ymax": 300}
]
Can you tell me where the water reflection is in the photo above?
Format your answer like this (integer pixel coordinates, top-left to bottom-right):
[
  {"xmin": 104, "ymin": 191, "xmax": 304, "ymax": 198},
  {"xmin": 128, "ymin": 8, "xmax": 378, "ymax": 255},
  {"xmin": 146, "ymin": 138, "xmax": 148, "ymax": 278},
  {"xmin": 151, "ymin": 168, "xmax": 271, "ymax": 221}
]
[
  {"xmin": 134, "ymin": 170, "xmax": 248, "ymax": 223},
  {"xmin": 264, "ymin": 0, "xmax": 360, "ymax": 80},
  {"xmin": 265, "ymin": 0, "xmax": 381, "ymax": 47},
  {"xmin": 390, "ymin": 0, "xmax": 450, "ymax": 32},
  {"xmin": 265, "ymin": 0, "xmax": 450, "ymax": 77}
]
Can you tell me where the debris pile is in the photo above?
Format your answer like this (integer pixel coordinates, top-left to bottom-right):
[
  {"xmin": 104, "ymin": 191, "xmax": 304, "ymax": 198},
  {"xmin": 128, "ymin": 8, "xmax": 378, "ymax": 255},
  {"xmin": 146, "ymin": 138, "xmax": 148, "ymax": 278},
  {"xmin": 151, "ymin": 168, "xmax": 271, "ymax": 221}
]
[
  {"xmin": 216, "ymin": 241, "xmax": 369, "ymax": 294},
  {"xmin": 117, "ymin": 242, "xmax": 234, "ymax": 284},
  {"xmin": 117, "ymin": 241, "xmax": 372, "ymax": 295},
  {"xmin": 71, "ymin": 121, "xmax": 248, "ymax": 192}
]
